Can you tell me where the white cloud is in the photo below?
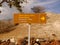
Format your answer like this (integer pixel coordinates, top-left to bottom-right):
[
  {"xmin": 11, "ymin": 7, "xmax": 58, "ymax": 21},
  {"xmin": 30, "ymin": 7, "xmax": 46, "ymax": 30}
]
[
  {"xmin": 0, "ymin": 2, "xmax": 19, "ymax": 20},
  {"xmin": 33, "ymin": 0, "xmax": 59, "ymax": 5}
]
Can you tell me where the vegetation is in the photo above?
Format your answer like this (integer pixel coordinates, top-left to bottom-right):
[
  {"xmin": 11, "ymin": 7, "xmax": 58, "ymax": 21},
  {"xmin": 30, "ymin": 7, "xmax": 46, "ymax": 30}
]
[
  {"xmin": 0, "ymin": 0, "xmax": 27, "ymax": 12},
  {"xmin": 0, "ymin": 20, "xmax": 15, "ymax": 34},
  {"xmin": 31, "ymin": 6, "xmax": 45, "ymax": 13}
]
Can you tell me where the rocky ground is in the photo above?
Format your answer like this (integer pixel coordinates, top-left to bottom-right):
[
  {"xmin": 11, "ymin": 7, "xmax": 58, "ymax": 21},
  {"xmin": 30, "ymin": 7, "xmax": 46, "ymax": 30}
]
[
  {"xmin": 0, "ymin": 23, "xmax": 28, "ymax": 40},
  {"xmin": 30, "ymin": 12, "xmax": 60, "ymax": 40}
]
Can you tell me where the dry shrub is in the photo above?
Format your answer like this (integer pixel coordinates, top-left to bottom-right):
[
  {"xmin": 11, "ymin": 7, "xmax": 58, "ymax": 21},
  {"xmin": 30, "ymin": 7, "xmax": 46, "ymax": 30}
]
[{"xmin": 0, "ymin": 20, "xmax": 15, "ymax": 34}]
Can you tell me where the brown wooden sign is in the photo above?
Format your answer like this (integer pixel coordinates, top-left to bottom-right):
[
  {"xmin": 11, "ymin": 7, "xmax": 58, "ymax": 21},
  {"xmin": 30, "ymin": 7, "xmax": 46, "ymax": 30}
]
[{"xmin": 14, "ymin": 13, "xmax": 46, "ymax": 24}]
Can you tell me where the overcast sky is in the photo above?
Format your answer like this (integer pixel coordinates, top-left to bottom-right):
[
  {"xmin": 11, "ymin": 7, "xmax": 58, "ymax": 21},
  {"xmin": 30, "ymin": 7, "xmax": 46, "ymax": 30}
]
[{"xmin": 0, "ymin": 0, "xmax": 60, "ymax": 20}]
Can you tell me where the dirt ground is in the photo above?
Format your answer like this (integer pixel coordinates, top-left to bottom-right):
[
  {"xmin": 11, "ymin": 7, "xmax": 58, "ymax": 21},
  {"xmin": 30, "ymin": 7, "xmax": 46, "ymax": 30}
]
[
  {"xmin": 30, "ymin": 12, "xmax": 60, "ymax": 40},
  {"xmin": 0, "ymin": 24, "xmax": 28, "ymax": 40}
]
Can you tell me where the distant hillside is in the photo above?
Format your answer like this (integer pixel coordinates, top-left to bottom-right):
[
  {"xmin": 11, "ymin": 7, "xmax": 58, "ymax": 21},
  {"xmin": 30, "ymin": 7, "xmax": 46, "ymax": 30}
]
[
  {"xmin": 31, "ymin": 12, "xmax": 60, "ymax": 40},
  {"xmin": 0, "ymin": 20, "xmax": 15, "ymax": 33},
  {"xmin": 0, "ymin": 12, "xmax": 60, "ymax": 40}
]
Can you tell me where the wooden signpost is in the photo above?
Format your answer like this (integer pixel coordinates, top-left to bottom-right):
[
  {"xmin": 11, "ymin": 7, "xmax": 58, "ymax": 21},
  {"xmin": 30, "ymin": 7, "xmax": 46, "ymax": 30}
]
[{"xmin": 14, "ymin": 13, "xmax": 47, "ymax": 45}]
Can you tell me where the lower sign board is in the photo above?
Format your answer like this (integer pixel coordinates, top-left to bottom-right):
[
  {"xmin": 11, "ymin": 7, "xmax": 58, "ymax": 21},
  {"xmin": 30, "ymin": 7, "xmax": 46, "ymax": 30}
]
[{"xmin": 14, "ymin": 13, "xmax": 46, "ymax": 24}]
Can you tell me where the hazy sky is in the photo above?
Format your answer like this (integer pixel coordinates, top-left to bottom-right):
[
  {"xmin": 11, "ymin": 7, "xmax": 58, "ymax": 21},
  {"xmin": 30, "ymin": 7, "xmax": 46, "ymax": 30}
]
[
  {"xmin": 22, "ymin": 0, "xmax": 60, "ymax": 13},
  {"xmin": 0, "ymin": 0, "xmax": 60, "ymax": 20}
]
